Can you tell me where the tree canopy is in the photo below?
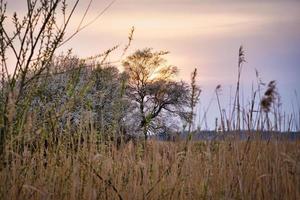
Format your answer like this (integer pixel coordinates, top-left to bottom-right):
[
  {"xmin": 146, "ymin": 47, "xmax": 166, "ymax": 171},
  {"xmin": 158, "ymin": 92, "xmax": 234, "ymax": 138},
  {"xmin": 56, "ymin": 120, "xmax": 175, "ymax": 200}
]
[{"xmin": 123, "ymin": 48, "xmax": 191, "ymax": 139}]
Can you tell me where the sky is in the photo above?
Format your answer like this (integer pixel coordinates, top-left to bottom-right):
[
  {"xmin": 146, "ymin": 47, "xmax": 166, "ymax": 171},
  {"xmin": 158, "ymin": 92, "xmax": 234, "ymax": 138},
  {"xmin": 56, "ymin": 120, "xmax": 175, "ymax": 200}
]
[{"xmin": 6, "ymin": 0, "xmax": 300, "ymax": 129}]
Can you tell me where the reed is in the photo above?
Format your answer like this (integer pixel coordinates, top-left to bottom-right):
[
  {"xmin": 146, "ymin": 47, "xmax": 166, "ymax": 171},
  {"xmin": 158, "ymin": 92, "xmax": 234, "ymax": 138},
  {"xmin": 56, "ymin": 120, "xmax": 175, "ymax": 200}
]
[
  {"xmin": 0, "ymin": 2, "xmax": 299, "ymax": 199},
  {"xmin": 0, "ymin": 128, "xmax": 299, "ymax": 199}
]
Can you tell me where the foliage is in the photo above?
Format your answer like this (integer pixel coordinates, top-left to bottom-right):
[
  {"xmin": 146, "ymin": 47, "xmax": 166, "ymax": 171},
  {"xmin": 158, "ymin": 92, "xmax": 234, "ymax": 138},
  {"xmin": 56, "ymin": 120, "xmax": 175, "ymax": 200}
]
[
  {"xmin": 0, "ymin": 0, "xmax": 84, "ymax": 156},
  {"xmin": 123, "ymin": 48, "xmax": 191, "ymax": 139}
]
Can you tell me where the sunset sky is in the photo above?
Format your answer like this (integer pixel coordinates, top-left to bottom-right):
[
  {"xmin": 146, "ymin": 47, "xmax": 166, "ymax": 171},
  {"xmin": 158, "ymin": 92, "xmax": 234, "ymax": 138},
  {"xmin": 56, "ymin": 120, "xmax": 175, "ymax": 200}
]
[{"xmin": 7, "ymin": 0, "xmax": 300, "ymax": 128}]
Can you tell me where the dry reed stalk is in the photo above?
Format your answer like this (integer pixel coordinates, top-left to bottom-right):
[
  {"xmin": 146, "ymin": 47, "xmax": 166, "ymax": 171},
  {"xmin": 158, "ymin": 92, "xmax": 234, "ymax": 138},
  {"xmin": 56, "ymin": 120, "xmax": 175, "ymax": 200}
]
[{"xmin": 0, "ymin": 134, "xmax": 299, "ymax": 199}]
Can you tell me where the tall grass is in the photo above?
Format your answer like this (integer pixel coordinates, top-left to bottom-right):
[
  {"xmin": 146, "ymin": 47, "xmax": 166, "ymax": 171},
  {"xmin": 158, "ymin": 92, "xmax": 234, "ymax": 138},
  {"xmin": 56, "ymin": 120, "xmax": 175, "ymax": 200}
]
[
  {"xmin": 200, "ymin": 46, "xmax": 299, "ymax": 133},
  {"xmin": 0, "ymin": 127, "xmax": 299, "ymax": 199},
  {"xmin": 0, "ymin": 1, "xmax": 299, "ymax": 199}
]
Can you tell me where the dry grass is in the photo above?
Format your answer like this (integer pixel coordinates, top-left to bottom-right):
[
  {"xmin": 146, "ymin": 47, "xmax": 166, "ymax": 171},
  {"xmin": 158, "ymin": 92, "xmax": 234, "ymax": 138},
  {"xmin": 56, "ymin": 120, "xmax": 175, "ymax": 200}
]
[
  {"xmin": 1, "ymin": 1, "xmax": 299, "ymax": 199},
  {"xmin": 0, "ymin": 132, "xmax": 299, "ymax": 200}
]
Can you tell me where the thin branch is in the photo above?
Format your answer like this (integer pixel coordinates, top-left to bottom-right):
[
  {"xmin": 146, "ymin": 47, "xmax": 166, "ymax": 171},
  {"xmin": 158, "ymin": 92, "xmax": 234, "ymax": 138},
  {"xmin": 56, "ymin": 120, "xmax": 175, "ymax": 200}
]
[{"xmin": 58, "ymin": 0, "xmax": 116, "ymax": 47}]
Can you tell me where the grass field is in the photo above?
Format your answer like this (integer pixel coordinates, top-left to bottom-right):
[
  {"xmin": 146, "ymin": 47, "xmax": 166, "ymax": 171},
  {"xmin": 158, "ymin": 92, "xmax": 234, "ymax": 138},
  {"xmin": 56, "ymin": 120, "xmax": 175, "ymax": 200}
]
[
  {"xmin": 0, "ymin": 134, "xmax": 299, "ymax": 200},
  {"xmin": 1, "ymin": 1, "xmax": 299, "ymax": 199}
]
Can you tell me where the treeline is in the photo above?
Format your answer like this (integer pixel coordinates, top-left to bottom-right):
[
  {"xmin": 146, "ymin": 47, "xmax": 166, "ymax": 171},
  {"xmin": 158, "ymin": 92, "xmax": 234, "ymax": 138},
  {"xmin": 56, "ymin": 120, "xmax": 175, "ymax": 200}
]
[
  {"xmin": 1, "ymin": 0, "xmax": 298, "ymax": 159},
  {"xmin": 0, "ymin": 46, "xmax": 200, "ymax": 157},
  {"xmin": 0, "ymin": 0, "xmax": 197, "ymax": 157}
]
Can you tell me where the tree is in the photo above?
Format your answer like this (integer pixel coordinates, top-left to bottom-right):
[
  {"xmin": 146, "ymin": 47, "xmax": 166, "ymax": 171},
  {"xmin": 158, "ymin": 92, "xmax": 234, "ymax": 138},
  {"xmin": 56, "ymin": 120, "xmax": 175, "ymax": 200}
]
[
  {"xmin": 28, "ymin": 51, "xmax": 129, "ymax": 142},
  {"xmin": 1, "ymin": 0, "xmax": 82, "ymax": 157},
  {"xmin": 0, "ymin": 0, "xmax": 114, "ymax": 157},
  {"xmin": 122, "ymin": 48, "xmax": 190, "ymax": 140}
]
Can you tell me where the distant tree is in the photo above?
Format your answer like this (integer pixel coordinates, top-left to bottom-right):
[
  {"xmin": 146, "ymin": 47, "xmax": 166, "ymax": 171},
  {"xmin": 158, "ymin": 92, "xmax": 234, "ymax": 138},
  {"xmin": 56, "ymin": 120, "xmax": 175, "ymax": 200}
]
[
  {"xmin": 91, "ymin": 65, "xmax": 128, "ymax": 137},
  {"xmin": 31, "ymin": 53, "xmax": 128, "ymax": 138},
  {"xmin": 123, "ymin": 48, "xmax": 190, "ymax": 140}
]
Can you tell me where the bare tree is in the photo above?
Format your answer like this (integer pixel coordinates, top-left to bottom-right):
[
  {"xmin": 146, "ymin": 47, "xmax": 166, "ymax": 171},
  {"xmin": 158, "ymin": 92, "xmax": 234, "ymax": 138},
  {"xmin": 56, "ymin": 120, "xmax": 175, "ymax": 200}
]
[{"xmin": 123, "ymin": 48, "xmax": 190, "ymax": 140}]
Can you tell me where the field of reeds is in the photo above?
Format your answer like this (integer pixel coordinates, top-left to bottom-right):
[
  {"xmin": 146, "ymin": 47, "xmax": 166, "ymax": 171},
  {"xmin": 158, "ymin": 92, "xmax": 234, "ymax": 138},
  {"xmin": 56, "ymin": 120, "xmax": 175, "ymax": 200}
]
[
  {"xmin": 0, "ymin": 130, "xmax": 299, "ymax": 200},
  {"xmin": 1, "ymin": 1, "xmax": 300, "ymax": 199}
]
